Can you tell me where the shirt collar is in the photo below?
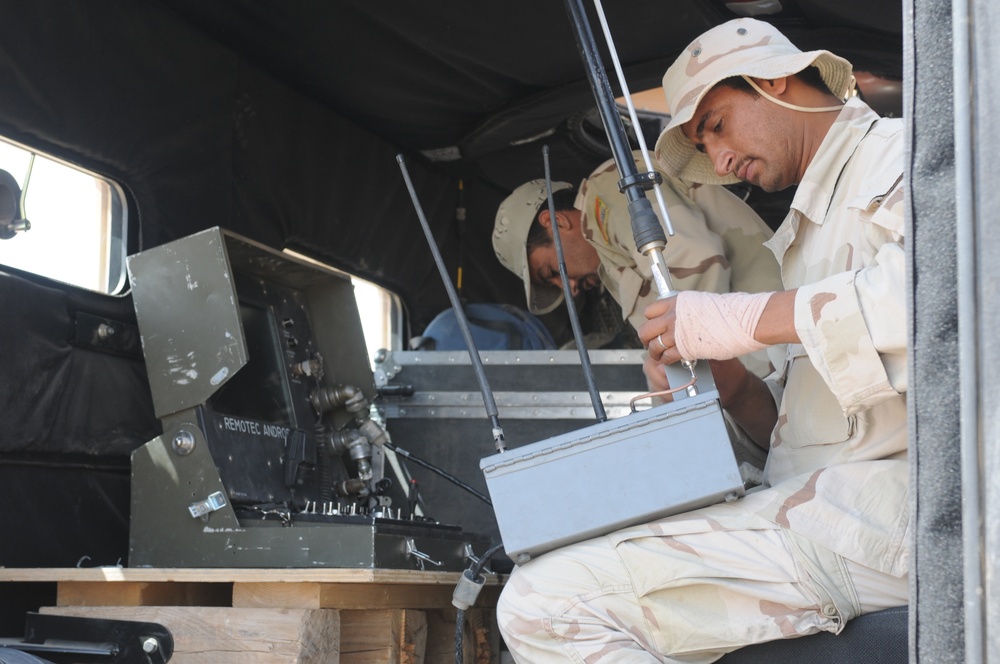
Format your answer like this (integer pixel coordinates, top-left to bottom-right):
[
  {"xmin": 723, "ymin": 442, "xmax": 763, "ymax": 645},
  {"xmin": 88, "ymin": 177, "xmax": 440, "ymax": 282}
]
[{"xmin": 789, "ymin": 97, "xmax": 881, "ymax": 224}]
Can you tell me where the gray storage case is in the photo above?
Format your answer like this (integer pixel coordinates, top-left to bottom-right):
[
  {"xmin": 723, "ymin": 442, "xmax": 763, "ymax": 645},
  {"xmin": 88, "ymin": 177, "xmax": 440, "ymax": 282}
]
[
  {"xmin": 374, "ymin": 349, "xmax": 652, "ymax": 547},
  {"xmin": 480, "ymin": 387, "xmax": 744, "ymax": 563},
  {"xmin": 376, "ymin": 350, "xmax": 746, "ymax": 563}
]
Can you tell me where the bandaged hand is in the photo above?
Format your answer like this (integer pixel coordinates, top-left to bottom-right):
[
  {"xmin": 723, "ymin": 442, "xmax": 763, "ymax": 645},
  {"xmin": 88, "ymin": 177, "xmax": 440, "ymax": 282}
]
[
  {"xmin": 674, "ymin": 290, "xmax": 771, "ymax": 360},
  {"xmin": 645, "ymin": 291, "xmax": 772, "ymax": 362}
]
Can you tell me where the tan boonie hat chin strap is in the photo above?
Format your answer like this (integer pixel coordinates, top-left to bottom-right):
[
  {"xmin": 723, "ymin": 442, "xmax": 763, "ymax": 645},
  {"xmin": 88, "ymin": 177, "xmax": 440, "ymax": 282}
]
[{"xmin": 741, "ymin": 75, "xmax": 847, "ymax": 113}]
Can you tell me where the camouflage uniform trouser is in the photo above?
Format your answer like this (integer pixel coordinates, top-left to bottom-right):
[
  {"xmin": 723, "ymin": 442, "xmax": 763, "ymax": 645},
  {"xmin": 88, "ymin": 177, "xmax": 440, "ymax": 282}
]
[{"xmin": 497, "ymin": 509, "xmax": 907, "ymax": 663}]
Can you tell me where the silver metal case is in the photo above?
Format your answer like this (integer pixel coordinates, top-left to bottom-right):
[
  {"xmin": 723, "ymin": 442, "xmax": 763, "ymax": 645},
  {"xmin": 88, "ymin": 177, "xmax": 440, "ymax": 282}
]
[
  {"xmin": 374, "ymin": 349, "xmax": 652, "ymax": 546},
  {"xmin": 480, "ymin": 387, "xmax": 744, "ymax": 563}
]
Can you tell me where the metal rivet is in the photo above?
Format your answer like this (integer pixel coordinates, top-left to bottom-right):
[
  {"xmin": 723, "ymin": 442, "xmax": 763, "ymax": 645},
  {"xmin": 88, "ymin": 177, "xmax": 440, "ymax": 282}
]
[
  {"xmin": 737, "ymin": 28, "xmax": 748, "ymax": 35},
  {"xmin": 172, "ymin": 429, "xmax": 196, "ymax": 455},
  {"xmin": 692, "ymin": 47, "xmax": 702, "ymax": 56}
]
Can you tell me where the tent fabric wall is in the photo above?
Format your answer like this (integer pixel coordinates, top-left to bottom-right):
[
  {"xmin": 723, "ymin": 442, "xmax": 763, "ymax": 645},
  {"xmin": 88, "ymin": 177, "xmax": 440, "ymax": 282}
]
[
  {"xmin": 0, "ymin": 269, "xmax": 158, "ymax": 456},
  {"xmin": 0, "ymin": 2, "xmax": 234, "ymax": 249},
  {"xmin": 0, "ymin": 0, "xmax": 486, "ymax": 333}
]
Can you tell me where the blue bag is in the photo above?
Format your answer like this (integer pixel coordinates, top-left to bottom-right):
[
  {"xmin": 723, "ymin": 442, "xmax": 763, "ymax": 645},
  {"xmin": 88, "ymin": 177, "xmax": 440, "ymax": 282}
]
[{"xmin": 418, "ymin": 304, "xmax": 556, "ymax": 351}]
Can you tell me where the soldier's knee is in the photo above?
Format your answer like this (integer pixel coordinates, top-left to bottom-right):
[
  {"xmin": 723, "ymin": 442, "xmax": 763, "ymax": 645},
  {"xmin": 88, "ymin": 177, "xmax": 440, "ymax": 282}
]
[
  {"xmin": 497, "ymin": 573, "xmax": 532, "ymax": 650},
  {"xmin": 497, "ymin": 565, "xmax": 532, "ymax": 621}
]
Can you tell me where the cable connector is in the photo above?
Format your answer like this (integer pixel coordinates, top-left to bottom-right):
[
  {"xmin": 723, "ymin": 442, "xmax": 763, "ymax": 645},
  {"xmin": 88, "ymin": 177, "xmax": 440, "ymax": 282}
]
[{"xmin": 452, "ymin": 569, "xmax": 486, "ymax": 611}]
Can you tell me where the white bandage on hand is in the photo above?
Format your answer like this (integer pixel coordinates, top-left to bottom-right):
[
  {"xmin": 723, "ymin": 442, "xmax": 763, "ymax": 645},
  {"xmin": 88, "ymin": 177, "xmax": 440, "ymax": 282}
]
[{"xmin": 673, "ymin": 291, "xmax": 772, "ymax": 360}]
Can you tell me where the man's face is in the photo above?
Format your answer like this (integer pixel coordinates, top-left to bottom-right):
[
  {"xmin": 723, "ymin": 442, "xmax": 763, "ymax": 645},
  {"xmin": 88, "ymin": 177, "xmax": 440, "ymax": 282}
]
[
  {"xmin": 527, "ymin": 214, "xmax": 601, "ymax": 298},
  {"xmin": 681, "ymin": 82, "xmax": 800, "ymax": 192}
]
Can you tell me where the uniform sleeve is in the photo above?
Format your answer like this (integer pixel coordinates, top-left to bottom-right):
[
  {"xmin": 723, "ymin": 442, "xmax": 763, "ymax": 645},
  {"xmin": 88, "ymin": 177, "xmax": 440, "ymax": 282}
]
[
  {"xmin": 686, "ymin": 182, "xmax": 784, "ymax": 296},
  {"xmin": 580, "ymin": 161, "xmax": 731, "ymax": 328},
  {"xmin": 794, "ymin": 240, "xmax": 907, "ymax": 415}
]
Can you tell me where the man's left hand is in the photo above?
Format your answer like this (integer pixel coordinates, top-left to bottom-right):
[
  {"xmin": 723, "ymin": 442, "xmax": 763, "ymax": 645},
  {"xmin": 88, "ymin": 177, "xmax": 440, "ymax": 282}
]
[{"xmin": 641, "ymin": 291, "xmax": 773, "ymax": 362}]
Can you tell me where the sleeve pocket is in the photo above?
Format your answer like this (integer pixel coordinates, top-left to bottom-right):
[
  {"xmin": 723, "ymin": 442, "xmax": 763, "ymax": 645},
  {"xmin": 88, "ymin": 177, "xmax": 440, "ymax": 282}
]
[{"xmin": 780, "ymin": 357, "xmax": 856, "ymax": 448}]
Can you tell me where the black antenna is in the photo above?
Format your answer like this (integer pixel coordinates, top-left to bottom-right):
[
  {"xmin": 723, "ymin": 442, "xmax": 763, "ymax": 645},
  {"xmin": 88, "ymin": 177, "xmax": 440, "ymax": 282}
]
[
  {"xmin": 563, "ymin": 0, "xmax": 701, "ymax": 395},
  {"xmin": 542, "ymin": 145, "xmax": 607, "ymax": 423},
  {"xmin": 396, "ymin": 154, "xmax": 507, "ymax": 454},
  {"xmin": 562, "ymin": 0, "xmax": 674, "ymax": 298}
]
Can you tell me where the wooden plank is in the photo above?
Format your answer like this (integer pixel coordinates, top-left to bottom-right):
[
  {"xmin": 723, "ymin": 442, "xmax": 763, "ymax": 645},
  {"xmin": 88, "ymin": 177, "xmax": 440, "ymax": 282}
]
[
  {"xmin": 233, "ymin": 582, "xmax": 459, "ymax": 610},
  {"xmin": 321, "ymin": 584, "xmax": 454, "ymax": 610},
  {"xmin": 339, "ymin": 609, "xmax": 427, "ymax": 664},
  {"xmin": 233, "ymin": 582, "xmax": 323, "ymax": 609},
  {"xmin": 424, "ymin": 609, "xmax": 499, "ymax": 664},
  {"xmin": 0, "ymin": 568, "xmax": 497, "ymax": 586},
  {"xmin": 468, "ymin": 609, "xmax": 501, "ymax": 664},
  {"xmin": 57, "ymin": 581, "xmax": 231, "ymax": 607},
  {"xmin": 42, "ymin": 605, "xmax": 341, "ymax": 664}
]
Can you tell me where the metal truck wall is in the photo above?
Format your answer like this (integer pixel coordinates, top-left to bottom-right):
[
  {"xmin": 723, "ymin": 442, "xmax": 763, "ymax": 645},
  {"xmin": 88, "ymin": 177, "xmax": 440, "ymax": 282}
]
[{"xmin": 904, "ymin": 0, "xmax": 1000, "ymax": 660}]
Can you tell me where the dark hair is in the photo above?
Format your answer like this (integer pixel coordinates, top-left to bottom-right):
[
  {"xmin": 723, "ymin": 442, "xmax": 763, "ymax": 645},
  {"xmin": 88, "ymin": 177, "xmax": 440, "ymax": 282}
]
[
  {"xmin": 795, "ymin": 65, "xmax": 833, "ymax": 93},
  {"xmin": 715, "ymin": 66, "xmax": 832, "ymax": 97},
  {"xmin": 715, "ymin": 75, "xmax": 758, "ymax": 96},
  {"xmin": 526, "ymin": 187, "xmax": 577, "ymax": 252}
]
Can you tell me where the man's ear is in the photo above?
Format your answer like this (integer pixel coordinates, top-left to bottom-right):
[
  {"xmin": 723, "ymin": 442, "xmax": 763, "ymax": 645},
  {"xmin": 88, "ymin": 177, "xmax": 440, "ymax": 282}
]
[
  {"xmin": 537, "ymin": 209, "xmax": 554, "ymax": 230},
  {"xmin": 538, "ymin": 209, "xmax": 572, "ymax": 232},
  {"xmin": 755, "ymin": 76, "xmax": 789, "ymax": 96},
  {"xmin": 538, "ymin": 213, "xmax": 573, "ymax": 232}
]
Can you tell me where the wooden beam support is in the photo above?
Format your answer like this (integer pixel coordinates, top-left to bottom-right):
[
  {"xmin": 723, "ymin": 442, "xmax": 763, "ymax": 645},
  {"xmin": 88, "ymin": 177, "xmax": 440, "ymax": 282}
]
[
  {"xmin": 340, "ymin": 609, "xmax": 427, "ymax": 664},
  {"xmin": 42, "ymin": 605, "xmax": 341, "ymax": 664},
  {"xmin": 233, "ymin": 582, "xmax": 456, "ymax": 610},
  {"xmin": 56, "ymin": 581, "xmax": 231, "ymax": 607}
]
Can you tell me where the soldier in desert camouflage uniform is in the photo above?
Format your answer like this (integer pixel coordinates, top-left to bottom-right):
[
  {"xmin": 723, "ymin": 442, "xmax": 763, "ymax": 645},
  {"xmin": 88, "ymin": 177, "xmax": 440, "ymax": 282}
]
[
  {"xmin": 496, "ymin": 18, "xmax": 908, "ymax": 663},
  {"xmin": 492, "ymin": 151, "xmax": 782, "ymax": 377},
  {"xmin": 492, "ymin": 153, "xmax": 780, "ymax": 336}
]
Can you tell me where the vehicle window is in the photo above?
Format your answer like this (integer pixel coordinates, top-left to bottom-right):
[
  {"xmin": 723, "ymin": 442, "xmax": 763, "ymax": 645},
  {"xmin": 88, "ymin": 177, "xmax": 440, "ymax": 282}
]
[
  {"xmin": 283, "ymin": 249, "xmax": 402, "ymax": 365},
  {"xmin": 353, "ymin": 277, "xmax": 402, "ymax": 363},
  {"xmin": 619, "ymin": 88, "xmax": 670, "ymax": 116},
  {"xmin": 0, "ymin": 137, "xmax": 127, "ymax": 294}
]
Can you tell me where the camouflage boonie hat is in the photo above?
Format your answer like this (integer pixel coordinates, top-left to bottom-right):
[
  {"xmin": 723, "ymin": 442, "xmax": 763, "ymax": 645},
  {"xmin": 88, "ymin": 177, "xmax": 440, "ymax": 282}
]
[
  {"xmin": 653, "ymin": 18, "xmax": 854, "ymax": 185},
  {"xmin": 492, "ymin": 179, "xmax": 572, "ymax": 315}
]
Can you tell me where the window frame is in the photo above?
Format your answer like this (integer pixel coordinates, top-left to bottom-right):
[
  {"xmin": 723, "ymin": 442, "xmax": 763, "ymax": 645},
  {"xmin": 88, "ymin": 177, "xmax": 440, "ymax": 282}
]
[{"xmin": 0, "ymin": 134, "xmax": 129, "ymax": 295}]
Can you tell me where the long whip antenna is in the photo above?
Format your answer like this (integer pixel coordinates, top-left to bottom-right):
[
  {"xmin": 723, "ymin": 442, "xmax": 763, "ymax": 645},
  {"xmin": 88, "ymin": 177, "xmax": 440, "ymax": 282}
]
[
  {"xmin": 592, "ymin": 0, "xmax": 674, "ymax": 237},
  {"xmin": 542, "ymin": 145, "xmax": 607, "ymax": 423},
  {"xmin": 563, "ymin": 0, "xmax": 700, "ymax": 394},
  {"xmin": 396, "ymin": 154, "xmax": 507, "ymax": 453}
]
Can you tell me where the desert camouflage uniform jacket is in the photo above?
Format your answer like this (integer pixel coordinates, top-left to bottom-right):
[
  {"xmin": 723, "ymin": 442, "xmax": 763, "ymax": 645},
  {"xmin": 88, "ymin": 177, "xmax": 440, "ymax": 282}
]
[{"xmin": 746, "ymin": 97, "xmax": 909, "ymax": 577}]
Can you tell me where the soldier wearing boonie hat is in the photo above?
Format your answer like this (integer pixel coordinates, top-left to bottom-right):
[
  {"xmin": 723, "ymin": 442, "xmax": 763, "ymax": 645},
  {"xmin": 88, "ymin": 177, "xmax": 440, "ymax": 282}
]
[
  {"xmin": 492, "ymin": 179, "xmax": 572, "ymax": 316},
  {"xmin": 654, "ymin": 17, "xmax": 854, "ymax": 185},
  {"xmin": 497, "ymin": 18, "xmax": 910, "ymax": 662}
]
